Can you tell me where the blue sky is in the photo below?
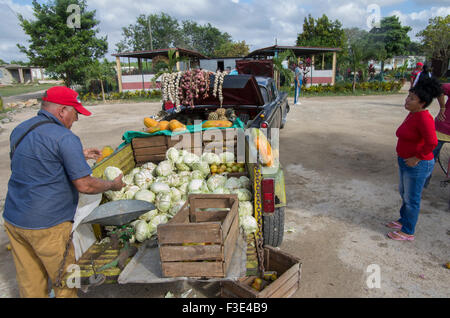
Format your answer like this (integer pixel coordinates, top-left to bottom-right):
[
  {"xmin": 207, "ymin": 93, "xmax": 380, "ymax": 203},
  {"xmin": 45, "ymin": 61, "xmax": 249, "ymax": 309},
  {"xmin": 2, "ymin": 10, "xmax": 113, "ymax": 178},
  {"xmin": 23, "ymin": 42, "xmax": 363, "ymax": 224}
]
[{"xmin": 1, "ymin": 0, "xmax": 449, "ymax": 62}]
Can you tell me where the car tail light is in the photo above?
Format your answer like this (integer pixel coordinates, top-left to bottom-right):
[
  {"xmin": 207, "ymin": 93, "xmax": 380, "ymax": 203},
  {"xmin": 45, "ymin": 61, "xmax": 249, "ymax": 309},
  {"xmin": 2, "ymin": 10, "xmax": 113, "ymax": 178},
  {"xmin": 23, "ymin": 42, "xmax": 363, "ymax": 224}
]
[
  {"xmin": 262, "ymin": 178, "xmax": 275, "ymax": 213},
  {"xmin": 260, "ymin": 121, "xmax": 269, "ymax": 128}
]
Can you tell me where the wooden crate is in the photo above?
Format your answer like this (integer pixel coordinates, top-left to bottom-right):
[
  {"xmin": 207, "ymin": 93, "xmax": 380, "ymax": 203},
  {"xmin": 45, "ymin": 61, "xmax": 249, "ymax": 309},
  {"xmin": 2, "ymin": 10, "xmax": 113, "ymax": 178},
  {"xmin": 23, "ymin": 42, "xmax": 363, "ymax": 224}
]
[
  {"xmin": 131, "ymin": 129, "xmax": 239, "ymax": 166},
  {"xmin": 220, "ymin": 246, "xmax": 302, "ymax": 298},
  {"xmin": 157, "ymin": 194, "xmax": 240, "ymax": 278}
]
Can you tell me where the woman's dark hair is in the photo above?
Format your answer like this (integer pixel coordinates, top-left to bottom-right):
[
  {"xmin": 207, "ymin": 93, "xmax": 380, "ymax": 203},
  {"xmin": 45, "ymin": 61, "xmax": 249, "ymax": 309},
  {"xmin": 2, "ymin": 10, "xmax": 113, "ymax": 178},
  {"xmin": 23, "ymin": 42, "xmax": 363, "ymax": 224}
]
[{"xmin": 409, "ymin": 76, "xmax": 443, "ymax": 108}]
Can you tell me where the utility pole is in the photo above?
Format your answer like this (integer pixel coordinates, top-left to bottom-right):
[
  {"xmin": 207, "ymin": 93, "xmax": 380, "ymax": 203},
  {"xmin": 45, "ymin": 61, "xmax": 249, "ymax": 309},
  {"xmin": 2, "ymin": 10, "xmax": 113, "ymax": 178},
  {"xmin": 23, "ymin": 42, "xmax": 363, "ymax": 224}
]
[{"xmin": 148, "ymin": 16, "xmax": 153, "ymax": 51}]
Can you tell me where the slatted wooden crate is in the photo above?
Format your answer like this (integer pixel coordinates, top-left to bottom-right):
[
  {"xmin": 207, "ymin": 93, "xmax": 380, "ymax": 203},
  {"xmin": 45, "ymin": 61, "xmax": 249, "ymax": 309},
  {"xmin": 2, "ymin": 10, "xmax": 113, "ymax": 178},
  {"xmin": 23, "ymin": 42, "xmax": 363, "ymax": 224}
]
[
  {"xmin": 220, "ymin": 246, "xmax": 302, "ymax": 298},
  {"xmin": 157, "ymin": 194, "xmax": 240, "ymax": 278},
  {"xmin": 131, "ymin": 129, "xmax": 239, "ymax": 166}
]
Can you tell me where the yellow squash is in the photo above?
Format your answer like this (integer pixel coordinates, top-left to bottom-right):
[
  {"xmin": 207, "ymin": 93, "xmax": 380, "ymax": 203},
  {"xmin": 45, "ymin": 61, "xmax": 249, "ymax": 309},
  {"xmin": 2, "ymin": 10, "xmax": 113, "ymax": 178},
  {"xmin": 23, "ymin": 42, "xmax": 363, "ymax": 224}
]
[{"xmin": 202, "ymin": 120, "xmax": 233, "ymax": 128}]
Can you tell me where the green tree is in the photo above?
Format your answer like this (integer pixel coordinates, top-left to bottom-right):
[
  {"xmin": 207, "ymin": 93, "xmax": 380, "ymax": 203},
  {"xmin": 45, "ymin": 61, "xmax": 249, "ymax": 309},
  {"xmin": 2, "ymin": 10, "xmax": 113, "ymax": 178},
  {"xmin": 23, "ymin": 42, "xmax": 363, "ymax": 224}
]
[
  {"xmin": 213, "ymin": 40, "xmax": 249, "ymax": 57},
  {"xmin": 17, "ymin": 0, "xmax": 108, "ymax": 87},
  {"xmin": 116, "ymin": 13, "xmax": 233, "ymax": 57},
  {"xmin": 272, "ymin": 50, "xmax": 297, "ymax": 88},
  {"xmin": 417, "ymin": 15, "xmax": 450, "ymax": 76},
  {"xmin": 85, "ymin": 58, "xmax": 116, "ymax": 102},
  {"xmin": 0, "ymin": 58, "xmax": 6, "ymax": 65},
  {"xmin": 116, "ymin": 13, "xmax": 182, "ymax": 52},
  {"xmin": 9, "ymin": 60, "xmax": 29, "ymax": 66},
  {"xmin": 297, "ymin": 14, "xmax": 346, "ymax": 69},
  {"xmin": 181, "ymin": 20, "xmax": 232, "ymax": 57},
  {"xmin": 368, "ymin": 16, "xmax": 412, "ymax": 74}
]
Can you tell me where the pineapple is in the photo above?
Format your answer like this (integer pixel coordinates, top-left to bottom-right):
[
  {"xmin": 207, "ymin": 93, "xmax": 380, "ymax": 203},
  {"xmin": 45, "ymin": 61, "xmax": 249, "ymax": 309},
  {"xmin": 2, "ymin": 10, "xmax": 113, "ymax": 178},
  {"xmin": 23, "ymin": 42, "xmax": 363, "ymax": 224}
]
[
  {"xmin": 208, "ymin": 112, "xmax": 219, "ymax": 120},
  {"xmin": 218, "ymin": 115, "xmax": 228, "ymax": 121},
  {"xmin": 216, "ymin": 108, "xmax": 226, "ymax": 116}
]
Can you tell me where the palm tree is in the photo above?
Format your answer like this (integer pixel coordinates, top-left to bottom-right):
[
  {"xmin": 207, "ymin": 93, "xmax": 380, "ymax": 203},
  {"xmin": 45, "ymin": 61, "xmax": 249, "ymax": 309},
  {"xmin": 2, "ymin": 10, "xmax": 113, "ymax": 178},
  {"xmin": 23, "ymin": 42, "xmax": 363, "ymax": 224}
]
[
  {"xmin": 152, "ymin": 49, "xmax": 189, "ymax": 84},
  {"xmin": 348, "ymin": 42, "xmax": 366, "ymax": 92},
  {"xmin": 272, "ymin": 49, "xmax": 297, "ymax": 89}
]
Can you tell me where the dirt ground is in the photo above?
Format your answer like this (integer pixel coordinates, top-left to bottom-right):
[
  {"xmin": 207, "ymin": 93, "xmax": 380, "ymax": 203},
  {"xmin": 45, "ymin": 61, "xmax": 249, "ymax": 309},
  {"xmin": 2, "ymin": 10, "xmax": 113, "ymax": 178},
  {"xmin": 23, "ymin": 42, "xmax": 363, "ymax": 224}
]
[{"xmin": 0, "ymin": 91, "xmax": 449, "ymax": 298}]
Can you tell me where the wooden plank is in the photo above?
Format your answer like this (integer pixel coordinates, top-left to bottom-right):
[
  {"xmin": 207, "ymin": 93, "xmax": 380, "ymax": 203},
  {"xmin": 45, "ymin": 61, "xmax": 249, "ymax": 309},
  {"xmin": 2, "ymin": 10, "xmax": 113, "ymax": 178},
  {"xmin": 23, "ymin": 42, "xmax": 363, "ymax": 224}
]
[
  {"xmin": 157, "ymin": 222, "xmax": 222, "ymax": 244},
  {"xmin": 132, "ymin": 135, "xmax": 167, "ymax": 148},
  {"xmin": 189, "ymin": 197, "xmax": 237, "ymax": 210},
  {"xmin": 220, "ymin": 199, "xmax": 238, "ymax": 241},
  {"xmin": 258, "ymin": 265, "xmax": 299, "ymax": 298},
  {"xmin": 133, "ymin": 146, "xmax": 168, "ymax": 156},
  {"xmin": 134, "ymin": 154, "xmax": 166, "ymax": 164},
  {"xmin": 168, "ymin": 203, "xmax": 189, "ymax": 224},
  {"xmin": 223, "ymin": 213, "xmax": 239, "ymax": 275},
  {"xmin": 160, "ymin": 244, "xmax": 223, "ymax": 262},
  {"xmin": 161, "ymin": 261, "xmax": 224, "ymax": 278},
  {"xmin": 194, "ymin": 210, "xmax": 229, "ymax": 223},
  {"xmin": 220, "ymin": 280, "xmax": 258, "ymax": 298},
  {"xmin": 267, "ymin": 273, "xmax": 300, "ymax": 298}
]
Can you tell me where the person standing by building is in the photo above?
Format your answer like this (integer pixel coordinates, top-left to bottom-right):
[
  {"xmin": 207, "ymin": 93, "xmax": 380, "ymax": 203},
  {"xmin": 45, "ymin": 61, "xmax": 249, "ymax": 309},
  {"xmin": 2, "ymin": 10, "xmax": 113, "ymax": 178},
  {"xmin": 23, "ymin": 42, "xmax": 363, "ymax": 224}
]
[
  {"xmin": 387, "ymin": 77, "xmax": 442, "ymax": 241},
  {"xmin": 3, "ymin": 86, "xmax": 126, "ymax": 297},
  {"xmin": 410, "ymin": 62, "xmax": 423, "ymax": 88},
  {"xmin": 294, "ymin": 62, "xmax": 303, "ymax": 105}
]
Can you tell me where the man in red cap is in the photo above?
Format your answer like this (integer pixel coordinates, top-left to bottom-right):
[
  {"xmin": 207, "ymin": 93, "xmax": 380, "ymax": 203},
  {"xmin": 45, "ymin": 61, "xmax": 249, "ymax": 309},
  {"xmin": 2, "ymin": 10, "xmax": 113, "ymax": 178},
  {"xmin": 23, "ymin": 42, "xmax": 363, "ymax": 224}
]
[
  {"xmin": 410, "ymin": 62, "xmax": 423, "ymax": 88},
  {"xmin": 3, "ymin": 86, "xmax": 126, "ymax": 298}
]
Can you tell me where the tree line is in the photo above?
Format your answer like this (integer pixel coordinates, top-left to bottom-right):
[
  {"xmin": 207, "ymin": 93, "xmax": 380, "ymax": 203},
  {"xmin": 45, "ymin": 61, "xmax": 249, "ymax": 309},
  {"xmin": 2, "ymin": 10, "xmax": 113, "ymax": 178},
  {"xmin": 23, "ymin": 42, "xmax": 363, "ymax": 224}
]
[{"xmin": 14, "ymin": 0, "xmax": 449, "ymax": 90}]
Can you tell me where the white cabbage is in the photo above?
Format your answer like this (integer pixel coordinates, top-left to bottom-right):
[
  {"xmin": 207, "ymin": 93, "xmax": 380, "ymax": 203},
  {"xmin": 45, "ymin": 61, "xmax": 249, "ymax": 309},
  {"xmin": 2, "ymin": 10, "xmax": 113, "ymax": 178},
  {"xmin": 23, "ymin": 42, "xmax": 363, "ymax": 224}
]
[
  {"xmin": 167, "ymin": 174, "xmax": 181, "ymax": 187},
  {"xmin": 104, "ymin": 166, "xmax": 123, "ymax": 181},
  {"xmin": 156, "ymin": 192, "xmax": 172, "ymax": 213},
  {"xmin": 148, "ymin": 214, "xmax": 169, "ymax": 236},
  {"xmin": 134, "ymin": 189, "xmax": 156, "ymax": 203},
  {"xmin": 241, "ymin": 215, "xmax": 258, "ymax": 234},
  {"xmin": 123, "ymin": 185, "xmax": 140, "ymax": 200},
  {"xmin": 183, "ymin": 152, "xmax": 200, "ymax": 167},
  {"xmin": 191, "ymin": 170, "xmax": 205, "ymax": 180},
  {"xmin": 156, "ymin": 160, "xmax": 174, "ymax": 177},
  {"xmin": 166, "ymin": 147, "xmax": 179, "ymax": 163},
  {"xmin": 170, "ymin": 187, "xmax": 182, "ymax": 203},
  {"xmin": 233, "ymin": 188, "xmax": 252, "ymax": 201},
  {"xmin": 134, "ymin": 169, "xmax": 154, "ymax": 188},
  {"xmin": 212, "ymin": 187, "xmax": 230, "ymax": 195},
  {"xmin": 239, "ymin": 201, "xmax": 253, "ymax": 219},
  {"xmin": 105, "ymin": 189, "xmax": 124, "ymax": 201},
  {"xmin": 138, "ymin": 209, "xmax": 158, "ymax": 222},
  {"xmin": 150, "ymin": 182, "xmax": 170, "ymax": 194},
  {"xmin": 225, "ymin": 177, "xmax": 240, "ymax": 190},
  {"xmin": 155, "ymin": 176, "xmax": 168, "ymax": 184},
  {"xmin": 207, "ymin": 174, "xmax": 227, "ymax": 192},
  {"xmin": 202, "ymin": 152, "xmax": 221, "ymax": 165},
  {"xmin": 134, "ymin": 220, "xmax": 150, "ymax": 242},
  {"xmin": 188, "ymin": 179, "xmax": 208, "ymax": 194},
  {"xmin": 239, "ymin": 176, "xmax": 251, "ymax": 189},
  {"xmin": 219, "ymin": 152, "xmax": 235, "ymax": 163},
  {"xmin": 191, "ymin": 161, "xmax": 210, "ymax": 177},
  {"xmin": 169, "ymin": 200, "xmax": 186, "ymax": 217},
  {"xmin": 140, "ymin": 162, "xmax": 157, "ymax": 175}
]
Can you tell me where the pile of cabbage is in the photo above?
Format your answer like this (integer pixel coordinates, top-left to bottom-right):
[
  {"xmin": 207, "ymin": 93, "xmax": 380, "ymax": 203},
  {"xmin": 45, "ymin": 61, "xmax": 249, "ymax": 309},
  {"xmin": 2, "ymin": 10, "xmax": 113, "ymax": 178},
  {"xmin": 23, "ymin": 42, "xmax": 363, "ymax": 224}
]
[{"xmin": 103, "ymin": 148, "xmax": 258, "ymax": 242}]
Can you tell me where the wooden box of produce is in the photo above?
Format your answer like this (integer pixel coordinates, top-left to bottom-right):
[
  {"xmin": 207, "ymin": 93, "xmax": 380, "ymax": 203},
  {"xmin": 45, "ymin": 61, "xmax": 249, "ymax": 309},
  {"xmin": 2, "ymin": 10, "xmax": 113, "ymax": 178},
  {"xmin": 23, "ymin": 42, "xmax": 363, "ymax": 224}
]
[
  {"xmin": 131, "ymin": 128, "xmax": 239, "ymax": 166},
  {"xmin": 157, "ymin": 194, "xmax": 240, "ymax": 278},
  {"xmin": 220, "ymin": 246, "xmax": 302, "ymax": 298},
  {"xmin": 131, "ymin": 133, "xmax": 203, "ymax": 165}
]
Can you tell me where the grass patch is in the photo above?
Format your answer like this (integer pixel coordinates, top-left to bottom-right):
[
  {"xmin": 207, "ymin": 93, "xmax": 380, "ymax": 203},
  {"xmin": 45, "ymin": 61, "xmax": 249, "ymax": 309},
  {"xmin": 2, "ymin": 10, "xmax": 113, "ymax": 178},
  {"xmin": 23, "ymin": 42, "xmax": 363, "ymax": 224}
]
[
  {"xmin": 0, "ymin": 83, "xmax": 55, "ymax": 97},
  {"xmin": 82, "ymin": 96, "xmax": 162, "ymax": 106},
  {"xmin": 287, "ymin": 89, "xmax": 404, "ymax": 98}
]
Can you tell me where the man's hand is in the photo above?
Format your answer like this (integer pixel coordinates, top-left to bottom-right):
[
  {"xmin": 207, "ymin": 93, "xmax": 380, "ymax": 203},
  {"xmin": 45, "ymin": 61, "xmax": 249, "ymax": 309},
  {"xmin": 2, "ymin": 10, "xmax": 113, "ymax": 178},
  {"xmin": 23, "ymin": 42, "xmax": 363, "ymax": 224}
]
[
  {"xmin": 405, "ymin": 157, "xmax": 421, "ymax": 167},
  {"xmin": 437, "ymin": 109, "xmax": 446, "ymax": 121},
  {"xmin": 83, "ymin": 148, "xmax": 102, "ymax": 160},
  {"xmin": 111, "ymin": 174, "xmax": 126, "ymax": 191}
]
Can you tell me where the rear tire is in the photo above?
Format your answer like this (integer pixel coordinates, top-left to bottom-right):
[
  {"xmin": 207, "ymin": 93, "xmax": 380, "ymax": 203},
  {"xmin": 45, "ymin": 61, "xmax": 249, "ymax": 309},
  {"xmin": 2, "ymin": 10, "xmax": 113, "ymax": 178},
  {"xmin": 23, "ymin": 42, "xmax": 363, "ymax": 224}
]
[
  {"xmin": 437, "ymin": 142, "xmax": 450, "ymax": 176},
  {"xmin": 263, "ymin": 207, "xmax": 285, "ymax": 247}
]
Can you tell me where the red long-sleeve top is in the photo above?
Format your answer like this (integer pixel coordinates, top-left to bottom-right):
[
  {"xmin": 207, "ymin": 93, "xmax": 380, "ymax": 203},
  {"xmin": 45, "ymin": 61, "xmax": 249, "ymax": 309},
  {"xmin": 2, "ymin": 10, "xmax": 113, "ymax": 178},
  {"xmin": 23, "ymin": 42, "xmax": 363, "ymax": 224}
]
[{"xmin": 396, "ymin": 110, "xmax": 437, "ymax": 160}]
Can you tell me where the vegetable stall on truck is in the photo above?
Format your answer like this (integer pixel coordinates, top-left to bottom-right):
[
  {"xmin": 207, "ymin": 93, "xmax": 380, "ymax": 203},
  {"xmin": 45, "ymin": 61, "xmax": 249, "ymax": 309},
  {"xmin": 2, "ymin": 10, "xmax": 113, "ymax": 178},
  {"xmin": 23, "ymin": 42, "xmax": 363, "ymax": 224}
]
[{"xmin": 67, "ymin": 66, "xmax": 299, "ymax": 295}]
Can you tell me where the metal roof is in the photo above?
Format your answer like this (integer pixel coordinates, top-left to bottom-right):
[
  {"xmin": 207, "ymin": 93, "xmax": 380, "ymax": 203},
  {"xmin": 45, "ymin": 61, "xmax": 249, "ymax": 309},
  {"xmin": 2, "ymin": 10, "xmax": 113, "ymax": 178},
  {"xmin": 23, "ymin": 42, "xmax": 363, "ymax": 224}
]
[
  {"xmin": 246, "ymin": 45, "xmax": 342, "ymax": 58},
  {"xmin": 112, "ymin": 47, "xmax": 208, "ymax": 60}
]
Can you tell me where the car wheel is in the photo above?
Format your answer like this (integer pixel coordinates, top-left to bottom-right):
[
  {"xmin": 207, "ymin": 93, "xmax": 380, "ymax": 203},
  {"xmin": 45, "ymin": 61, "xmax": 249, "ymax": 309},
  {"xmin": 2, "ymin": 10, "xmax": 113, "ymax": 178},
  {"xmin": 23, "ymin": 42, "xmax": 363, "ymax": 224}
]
[{"xmin": 263, "ymin": 207, "xmax": 285, "ymax": 247}]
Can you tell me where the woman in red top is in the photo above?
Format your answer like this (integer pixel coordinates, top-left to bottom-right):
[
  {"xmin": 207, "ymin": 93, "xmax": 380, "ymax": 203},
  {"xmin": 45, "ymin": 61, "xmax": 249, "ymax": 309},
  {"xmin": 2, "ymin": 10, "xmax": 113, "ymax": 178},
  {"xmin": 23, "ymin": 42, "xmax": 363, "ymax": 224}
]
[{"xmin": 387, "ymin": 77, "xmax": 442, "ymax": 241}]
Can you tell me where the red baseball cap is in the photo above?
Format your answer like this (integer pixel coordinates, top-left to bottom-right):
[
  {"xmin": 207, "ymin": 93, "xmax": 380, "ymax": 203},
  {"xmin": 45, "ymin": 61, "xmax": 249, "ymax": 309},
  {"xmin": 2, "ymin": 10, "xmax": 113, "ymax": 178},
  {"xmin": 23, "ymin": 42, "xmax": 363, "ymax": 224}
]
[
  {"xmin": 416, "ymin": 62, "xmax": 424, "ymax": 67},
  {"xmin": 42, "ymin": 86, "xmax": 91, "ymax": 116}
]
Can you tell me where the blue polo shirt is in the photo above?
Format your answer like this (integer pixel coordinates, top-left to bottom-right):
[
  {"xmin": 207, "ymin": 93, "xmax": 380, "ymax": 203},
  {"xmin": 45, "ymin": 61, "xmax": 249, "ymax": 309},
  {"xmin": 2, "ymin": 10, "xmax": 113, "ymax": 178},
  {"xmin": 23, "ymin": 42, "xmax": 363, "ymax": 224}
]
[{"xmin": 3, "ymin": 110, "xmax": 92, "ymax": 229}]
